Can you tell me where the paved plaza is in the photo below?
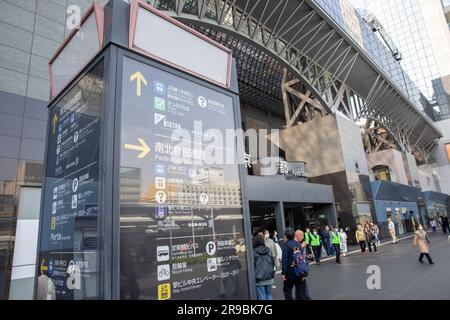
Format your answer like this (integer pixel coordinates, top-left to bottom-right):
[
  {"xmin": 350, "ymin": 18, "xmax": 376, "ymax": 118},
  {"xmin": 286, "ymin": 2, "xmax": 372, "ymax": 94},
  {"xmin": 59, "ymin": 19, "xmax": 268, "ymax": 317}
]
[{"xmin": 273, "ymin": 232, "xmax": 450, "ymax": 300}]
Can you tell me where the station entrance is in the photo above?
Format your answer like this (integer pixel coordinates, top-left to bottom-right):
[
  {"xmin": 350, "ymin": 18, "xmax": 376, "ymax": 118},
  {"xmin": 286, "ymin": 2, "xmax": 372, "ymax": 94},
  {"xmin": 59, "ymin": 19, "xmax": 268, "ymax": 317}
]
[{"xmin": 249, "ymin": 201, "xmax": 336, "ymax": 241}]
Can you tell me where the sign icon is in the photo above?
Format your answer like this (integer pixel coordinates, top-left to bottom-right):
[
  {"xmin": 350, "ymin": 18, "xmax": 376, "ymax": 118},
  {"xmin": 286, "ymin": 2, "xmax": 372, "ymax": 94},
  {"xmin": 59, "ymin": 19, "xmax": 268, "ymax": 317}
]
[
  {"xmin": 155, "ymin": 206, "xmax": 167, "ymax": 219},
  {"xmin": 207, "ymin": 258, "xmax": 217, "ymax": 272},
  {"xmin": 199, "ymin": 193, "xmax": 209, "ymax": 205},
  {"xmin": 155, "ymin": 177, "xmax": 166, "ymax": 189},
  {"xmin": 154, "ymin": 81, "xmax": 165, "ymax": 95},
  {"xmin": 52, "ymin": 113, "xmax": 58, "ymax": 134},
  {"xmin": 57, "ymin": 133, "xmax": 62, "ymax": 144},
  {"xmin": 206, "ymin": 241, "xmax": 216, "ymax": 256},
  {"xmin": 70, "ymin": 112, "xmax": 75, "ymax": 123},
  {"xmin": 188, "ymin": 168, "xmax": 196, "ymax": 179},
  {"xmin": 56, "ymin": 144, "xmax": 61, "ymax": 156},
  {"xmin": 155, "ymin": 191, "xmax": 167, "ymax": 204},
  {"xmin": 158, "ymin": 283, "xmax": 171, "ymax": 300},
  {"xmin": 73, "ymin": 131, "xmax": 79, "ymax": 143},
  {"xmin": 154, "ymin": 97, "xmax": 166, "ymax": 111},
  {"xmin": 66, "ymin": 260, "xmax": 81, "ymax": 290},
  {"xmin": 155, "ymin": 164, "xmax": 165, "ymax": 176},
  {"xmin": 157, "ymin": 246, "xmax": 170, "ymax": 262},
  {"xmin": 197, "ymin": 96, "xmax": 207, "ymax": 108},
  {"xmin": 72, "ymin": 178, "xmax": 79, "ymax": 193},
  {"xmin": 52, "ymin": 202, "xmax": 57, "ymax": 215},
  {"xmin": 154, "ymin": 113, "xmax": 166, "ymax": 125},
  {"xmin": 129, "ymin": 71, "xmax": 147, "ymax": 97},
  {"xmin": 157, "ymin": 264, "xmax": 170, "ymax": 281},
  {"xmin": 51, "ymin": 217, "xmax": 56, "ymax": 230},
  {"xmin": 124, "ymin": 138, "xmax": 151, "ymax": 159},
  {"xmin": 48, "ymin": 260, "xmax": 54, "ymax": 275},
  {"xmin": 71, "ymin": 194, "xmax": 78, "ymax": 209},
  {"xmin": 53, "ymin": 187, "xmax": 58, "ymax": 200}
]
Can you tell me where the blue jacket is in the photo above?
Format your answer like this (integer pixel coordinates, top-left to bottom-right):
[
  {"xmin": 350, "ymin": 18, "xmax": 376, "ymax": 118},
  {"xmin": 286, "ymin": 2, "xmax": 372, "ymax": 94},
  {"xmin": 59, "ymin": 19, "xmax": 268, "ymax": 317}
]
[
  {"xmin": 281, "ymin": 240, "xmax": 300, "ymax": 276},
  {"xmin": 322, "ymin": 230, "xmax": 331, "ymax": 240}
]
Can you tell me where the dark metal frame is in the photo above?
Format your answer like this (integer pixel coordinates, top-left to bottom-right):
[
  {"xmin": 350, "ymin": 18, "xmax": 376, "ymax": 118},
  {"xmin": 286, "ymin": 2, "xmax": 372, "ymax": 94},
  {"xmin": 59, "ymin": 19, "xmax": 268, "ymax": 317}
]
[
  {"xmin": 109, "ymin": 45, "xmax": 256, "ymax": 300},
  {"xmin": 34, "ymin": 46, "xmax": 112, "ymax": 299}
]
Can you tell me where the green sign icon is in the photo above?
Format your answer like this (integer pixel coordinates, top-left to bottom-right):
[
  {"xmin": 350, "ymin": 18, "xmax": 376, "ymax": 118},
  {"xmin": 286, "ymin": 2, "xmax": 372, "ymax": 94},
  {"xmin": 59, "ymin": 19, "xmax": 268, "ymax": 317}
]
[{"xmin": 154, "ymin": 97, "xmax": 166, "ymax": 111}]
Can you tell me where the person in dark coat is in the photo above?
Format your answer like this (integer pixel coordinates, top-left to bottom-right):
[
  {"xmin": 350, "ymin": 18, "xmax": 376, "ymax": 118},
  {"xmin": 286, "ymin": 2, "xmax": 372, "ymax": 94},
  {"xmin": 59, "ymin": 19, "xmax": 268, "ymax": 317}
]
[
  {"xmin": 281, "ymin": 228, "xmax": 310, "ymax": 300},
  {"xmin": 253, "ymin": 235, "xmax": 275, "ymax": 300}
]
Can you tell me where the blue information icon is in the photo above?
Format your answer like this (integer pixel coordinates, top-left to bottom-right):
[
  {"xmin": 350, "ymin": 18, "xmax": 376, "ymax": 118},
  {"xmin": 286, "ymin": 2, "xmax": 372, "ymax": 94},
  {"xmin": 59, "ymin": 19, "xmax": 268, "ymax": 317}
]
[
  {"xmin": 154, "ymin": 81, "xmax": 165, "ymax": 95},
  {"xmin": 155, "ymin": 163, "xmax": 165, "ymax": 176}
]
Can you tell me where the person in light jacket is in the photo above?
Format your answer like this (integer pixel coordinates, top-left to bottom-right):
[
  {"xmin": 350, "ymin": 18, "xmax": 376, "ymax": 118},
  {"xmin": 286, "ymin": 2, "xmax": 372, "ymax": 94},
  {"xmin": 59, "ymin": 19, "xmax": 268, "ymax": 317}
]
[
  {"xmin": 339, "ymin": 228, "xmax": 348, "ymax": 257},
  {"xmin": 413, "ymin": 224, "xmax": 434, "ymax": 265},
  {"xmin": 356, "ymin": 224, "xmax": 367, "ymax": 255}
]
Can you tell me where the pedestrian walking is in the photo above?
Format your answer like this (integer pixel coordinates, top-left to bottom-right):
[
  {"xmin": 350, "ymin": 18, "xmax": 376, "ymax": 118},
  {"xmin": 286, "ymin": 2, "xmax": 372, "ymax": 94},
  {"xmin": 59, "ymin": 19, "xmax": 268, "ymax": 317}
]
[
  {"xmin": 371, "ymin": 222, "xmax": 381, "ymax": 245},
  {"xmin": 263, "ymin": 229, "xmax": 278, "ymax": 264},
  {"xmin": 253, "ymin": 235, "xmax": 275, "ymax": 300},
  {"xmin": 339, "ymin": 228, "xmax": 348, "ymax": 257},
  {"xmin": 443, "ymin": 216, "xmax": 450, "ymax": 234},
  {"xmin": 322, "ymin": 226, "xmax": 332, "ymax": 256},
  {"xmin": 387, "ymin": 217, "xmax": 398, "ymax": 244},
  {"xmin": 364, "ymin": 222, "xmax": 378, "ymax": 254},
  {"xmin": 281, "ymin": 229, "xmax": 311, "ymax": 300},
  {"xmin": 356, "ymin": 224, "xmax": 367, "ymax": 255},
  {"xmin": 413, "ymin": 224, "xmax": 434, "ymax": 265},
  {"xmin": 309, "ymin": 228, "xmax": 322, "ymax": 265},
  {"xmin": 274, "ymin": 240, "xmax": 283, "ymax": 271},
  {"xmin": 430, "ymin": 219, "xmax": 437, "ymax": 233},
  {"xmin": 331, "ymin": 227, "xmax": 341, "ymax": 264}
]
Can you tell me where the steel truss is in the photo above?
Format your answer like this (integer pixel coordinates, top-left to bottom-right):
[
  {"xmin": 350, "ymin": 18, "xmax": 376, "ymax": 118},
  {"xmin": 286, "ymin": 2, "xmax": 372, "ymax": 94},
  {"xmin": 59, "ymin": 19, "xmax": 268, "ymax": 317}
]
[{"xmin": 152, "ymin": 0, "xmax": 441, "ymax": 161}]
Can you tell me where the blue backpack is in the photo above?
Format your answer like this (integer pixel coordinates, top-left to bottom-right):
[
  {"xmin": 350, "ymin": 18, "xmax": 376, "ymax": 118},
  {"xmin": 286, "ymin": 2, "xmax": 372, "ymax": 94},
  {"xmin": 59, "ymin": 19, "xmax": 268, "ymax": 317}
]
[{"xmin": 288, "ymin": 243, "xmax": 309, "ymax": 279}]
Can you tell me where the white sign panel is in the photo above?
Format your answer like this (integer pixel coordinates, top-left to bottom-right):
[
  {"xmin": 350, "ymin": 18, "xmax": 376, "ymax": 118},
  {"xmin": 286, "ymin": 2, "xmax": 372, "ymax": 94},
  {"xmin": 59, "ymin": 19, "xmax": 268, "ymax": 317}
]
[{"xmin": 130, "ymin": 2, "xmax": 231, "ymax": 87}]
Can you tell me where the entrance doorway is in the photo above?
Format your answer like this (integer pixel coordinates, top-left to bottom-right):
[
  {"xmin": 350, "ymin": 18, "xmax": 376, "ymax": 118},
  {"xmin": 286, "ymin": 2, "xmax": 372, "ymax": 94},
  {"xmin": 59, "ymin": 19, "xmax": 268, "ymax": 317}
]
[
  {"xmin": 284, "ymin": 203, "xmax": 334, "ymax": 231},
  {"xmin": 249, "ymin": 202, "xmax": 277, "ymax": 237}
]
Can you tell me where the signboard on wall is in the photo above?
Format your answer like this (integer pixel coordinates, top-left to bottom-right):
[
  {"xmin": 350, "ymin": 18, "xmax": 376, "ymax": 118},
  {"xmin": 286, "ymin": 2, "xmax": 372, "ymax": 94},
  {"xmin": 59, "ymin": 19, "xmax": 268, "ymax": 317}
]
[
  {"xmin": 37, "ymin": 61, "xmax": 104, "ymax": 300},
  {"xmin": 119, "ymin": 56, "xmax": 249, "ymax": 300}
]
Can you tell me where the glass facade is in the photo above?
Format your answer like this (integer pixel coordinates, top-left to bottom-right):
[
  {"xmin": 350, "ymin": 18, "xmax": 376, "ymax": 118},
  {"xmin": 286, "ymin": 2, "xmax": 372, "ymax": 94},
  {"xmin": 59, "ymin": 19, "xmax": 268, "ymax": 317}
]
[
  {"xmin": 0, "ymin": 0, "xmax": 107, "ymax": 300},
  {"xmin": 349, "ymin": 0, "xmax": 450, "ymax": 120},
  {"xmin": 314, "ymin": 0, "xmax": 428, "ymax": 112}
]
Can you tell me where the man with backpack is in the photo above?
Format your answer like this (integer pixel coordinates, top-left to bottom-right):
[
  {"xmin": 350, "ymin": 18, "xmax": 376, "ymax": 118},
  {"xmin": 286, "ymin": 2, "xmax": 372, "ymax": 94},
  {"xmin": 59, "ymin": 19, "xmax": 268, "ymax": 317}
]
[{"xmin": 281, "ymin": 228, "xmax": 311, "ymax": 300}]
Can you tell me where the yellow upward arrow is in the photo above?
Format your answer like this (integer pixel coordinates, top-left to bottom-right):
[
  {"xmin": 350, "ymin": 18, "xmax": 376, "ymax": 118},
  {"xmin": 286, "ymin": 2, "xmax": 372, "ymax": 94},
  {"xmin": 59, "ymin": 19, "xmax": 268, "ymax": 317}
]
[
  {"xmin": 52, "ymin": 113, "xmax": 58, "ymax": 135},
  {"xmin": 125, "ymin": 138, "xmax": 151, "ymax": 159},
  {"xmin": 130, "ymin": 71, "xmax": 147, "ymax": 97}
]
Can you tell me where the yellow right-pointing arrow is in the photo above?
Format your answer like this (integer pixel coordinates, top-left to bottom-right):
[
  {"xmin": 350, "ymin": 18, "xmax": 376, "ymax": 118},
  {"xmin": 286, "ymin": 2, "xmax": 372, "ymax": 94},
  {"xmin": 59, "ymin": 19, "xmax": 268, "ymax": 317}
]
[
  {"xmin": 125, "ymin": 138, "xmax": 151, "ymax": 159},
  {"xmin": 130, "ymin": 71, "xmax": 147, "ymax": 97}
]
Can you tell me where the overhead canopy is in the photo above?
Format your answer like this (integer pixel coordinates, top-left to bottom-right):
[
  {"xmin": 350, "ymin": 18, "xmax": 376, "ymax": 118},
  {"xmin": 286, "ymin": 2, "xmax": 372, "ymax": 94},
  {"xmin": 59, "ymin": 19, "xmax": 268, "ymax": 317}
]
[{"xmin": 154, "ymin": 0, "xmax": 442, "ymax": 156}]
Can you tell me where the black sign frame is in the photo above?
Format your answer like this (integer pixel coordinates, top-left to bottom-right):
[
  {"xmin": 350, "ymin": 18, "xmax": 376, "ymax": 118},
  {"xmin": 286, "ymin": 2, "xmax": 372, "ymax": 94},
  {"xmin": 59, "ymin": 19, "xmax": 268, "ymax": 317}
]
[{"xmin": 111, "ymin": 47, "xmax": 256, "ymax": 300}]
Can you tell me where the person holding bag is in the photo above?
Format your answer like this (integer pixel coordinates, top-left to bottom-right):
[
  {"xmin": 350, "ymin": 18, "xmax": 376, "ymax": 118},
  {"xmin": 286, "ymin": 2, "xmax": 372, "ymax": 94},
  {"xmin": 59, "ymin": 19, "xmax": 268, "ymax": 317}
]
[{"xmin": 413, "ymin": 224, "xmax": 434, "ymax": 265}]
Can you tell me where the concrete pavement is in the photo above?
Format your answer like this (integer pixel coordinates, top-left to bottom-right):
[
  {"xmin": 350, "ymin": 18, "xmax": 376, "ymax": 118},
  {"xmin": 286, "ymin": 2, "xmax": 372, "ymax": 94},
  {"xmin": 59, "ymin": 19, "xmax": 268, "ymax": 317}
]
[{"xmin": 273, "ymin": 232, "xmax": 450, "ymax": 300}]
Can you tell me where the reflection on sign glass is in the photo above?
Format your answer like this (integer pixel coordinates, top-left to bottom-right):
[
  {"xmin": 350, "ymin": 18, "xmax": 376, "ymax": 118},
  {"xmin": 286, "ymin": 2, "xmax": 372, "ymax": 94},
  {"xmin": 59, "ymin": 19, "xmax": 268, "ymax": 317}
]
[
  {"xmin": 37, "ymin": 61, "xmax": 104, "ymax": 300},
  {"xmin": 119, "ymin": 57, "xmax": 249, "ymax": 300}
]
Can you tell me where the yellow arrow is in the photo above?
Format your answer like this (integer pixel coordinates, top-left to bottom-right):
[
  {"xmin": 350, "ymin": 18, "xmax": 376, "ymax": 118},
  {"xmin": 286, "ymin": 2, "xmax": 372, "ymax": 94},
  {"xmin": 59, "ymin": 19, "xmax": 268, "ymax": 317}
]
[
  {"xmin": 130, "ymin": 71, "xmax": 147, "ymax": 97},
  {"xmin": 125, "ymin": 138, "xmax": 151, "ymax": 159},
  {"xmin": 40, "ymin": 259, "xmax": 48, "ymax": 275},
  {"xmin": 52, "ymin": 113, "xmax": 58, "ymax": 134}
]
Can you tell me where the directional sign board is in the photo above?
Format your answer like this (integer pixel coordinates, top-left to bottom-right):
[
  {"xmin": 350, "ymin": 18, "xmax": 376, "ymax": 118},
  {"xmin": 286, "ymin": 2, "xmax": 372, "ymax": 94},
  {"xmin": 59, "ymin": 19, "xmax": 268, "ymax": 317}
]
[
  {"xmin": 36, "ymin": 61, "xmax": 104, "ymax": 300},
  {"xmin": 119, "ymin": 56, "xmax": 249, "ymax": 300}
]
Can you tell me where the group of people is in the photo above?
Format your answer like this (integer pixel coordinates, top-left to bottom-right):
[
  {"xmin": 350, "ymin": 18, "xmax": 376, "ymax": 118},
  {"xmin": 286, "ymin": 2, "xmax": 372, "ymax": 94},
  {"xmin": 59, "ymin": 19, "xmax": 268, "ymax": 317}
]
[
  {"xmin": 355, "ymin": 222, "xmax": 381, "ymax": 255},
  {"xmin": 253, "ymin": 228, "xmax": 312, "ymax": 300},
  {"xmin": 303, "ymin": 226, "xmax": 348, "ymax": 265},
  {"xmin": 252, "ymin": 217, "xmax": 442, "ymax": 300}
]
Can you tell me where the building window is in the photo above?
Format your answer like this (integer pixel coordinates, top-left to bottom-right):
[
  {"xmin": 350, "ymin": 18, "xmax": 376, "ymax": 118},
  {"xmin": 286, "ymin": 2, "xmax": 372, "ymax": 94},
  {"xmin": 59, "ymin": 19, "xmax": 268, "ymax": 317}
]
[{"xmin": 372, "ymin": 165, "xmax": 391, "ymax": 182}]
